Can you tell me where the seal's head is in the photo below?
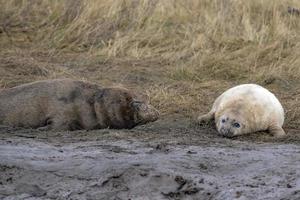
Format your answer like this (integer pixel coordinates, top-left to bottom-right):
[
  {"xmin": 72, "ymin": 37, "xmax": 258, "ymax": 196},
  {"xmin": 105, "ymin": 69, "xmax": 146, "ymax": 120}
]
[
  {"xmin": 214, "ymin": 97, "xmax": 258, "ymax": 138},
  {"xmin": 216, "ymin": 113, "xmax": 245, "ymax": 137},
  {"xmin": 130, "ymin": 100, "xmax": 159, "ymax": 125},
  {"xmin": 94, "ymin": 87, "xmax": 159, "ymax": 129}
]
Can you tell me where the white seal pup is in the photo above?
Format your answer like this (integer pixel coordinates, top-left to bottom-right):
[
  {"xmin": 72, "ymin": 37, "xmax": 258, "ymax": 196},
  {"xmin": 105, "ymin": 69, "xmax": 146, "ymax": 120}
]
[{"xmin": 198, "ymin": 84, "xmax": 285, "ymax": 137}]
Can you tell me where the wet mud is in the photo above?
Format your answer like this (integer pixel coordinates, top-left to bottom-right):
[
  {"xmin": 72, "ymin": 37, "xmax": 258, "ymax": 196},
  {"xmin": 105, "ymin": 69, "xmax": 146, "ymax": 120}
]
[{"xmin": 0, "ymin": 118, "xmax": 300, "ymax": 200}]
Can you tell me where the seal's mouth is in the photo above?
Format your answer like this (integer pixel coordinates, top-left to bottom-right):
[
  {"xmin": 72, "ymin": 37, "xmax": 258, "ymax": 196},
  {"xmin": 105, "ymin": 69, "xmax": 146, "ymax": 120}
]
[{"xmin": 218, "ymin": 128, "xmax": 235, "ymax": 138}]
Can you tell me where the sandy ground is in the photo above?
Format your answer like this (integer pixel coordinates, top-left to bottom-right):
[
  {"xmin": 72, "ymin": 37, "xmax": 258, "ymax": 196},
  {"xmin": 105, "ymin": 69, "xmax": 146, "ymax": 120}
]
[{"xmin": 0, "ymin": 118, "xmax": 300, "ymax": 200}]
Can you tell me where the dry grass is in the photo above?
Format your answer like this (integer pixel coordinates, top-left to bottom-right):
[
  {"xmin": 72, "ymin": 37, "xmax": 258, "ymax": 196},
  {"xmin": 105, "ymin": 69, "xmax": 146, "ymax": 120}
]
[{"xmin": 1, "ymin": 0, "xmax": 300, "ymax": 129}]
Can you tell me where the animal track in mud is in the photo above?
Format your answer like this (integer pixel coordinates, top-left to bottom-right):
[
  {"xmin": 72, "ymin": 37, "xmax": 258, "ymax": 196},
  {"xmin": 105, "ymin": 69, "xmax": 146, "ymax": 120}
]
[
  {"xmin": 0, "ymin": 165, "xmax": 22, "ymax": 185},
  {"xmin": 161, "ymin": 175, "xmax": 202, "ymax": 199},
  {"xmin": 0, "ymin": 165, "xmax": 47, "ymax": 198},
  {"xmin": 100, "ymin": 167, "xmax": 202, "ymax": 199}
]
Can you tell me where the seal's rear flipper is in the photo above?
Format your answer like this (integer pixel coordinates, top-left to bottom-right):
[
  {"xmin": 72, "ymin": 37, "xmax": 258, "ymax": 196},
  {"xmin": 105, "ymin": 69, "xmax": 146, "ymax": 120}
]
[{"xmin": 269, "ymin": 125, "xmax": 286, "ymax": 137}]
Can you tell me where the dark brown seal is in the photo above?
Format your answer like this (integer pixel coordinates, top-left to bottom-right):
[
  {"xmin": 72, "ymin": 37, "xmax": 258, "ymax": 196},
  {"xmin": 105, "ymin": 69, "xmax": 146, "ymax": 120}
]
[{"xmin": 0, "ymin": 79, "xmax": 159, "ymax": 131}]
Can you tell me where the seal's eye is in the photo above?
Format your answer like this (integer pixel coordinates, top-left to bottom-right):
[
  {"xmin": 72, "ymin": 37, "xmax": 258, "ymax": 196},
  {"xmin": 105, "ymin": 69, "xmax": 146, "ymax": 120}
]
[
  {"xmin": 221, "ymin": 119, "xmax": 226, "ymax": 123},
  {"xmin": 233, "ymin": 123, "xmax": 240, "ymax": 128}
]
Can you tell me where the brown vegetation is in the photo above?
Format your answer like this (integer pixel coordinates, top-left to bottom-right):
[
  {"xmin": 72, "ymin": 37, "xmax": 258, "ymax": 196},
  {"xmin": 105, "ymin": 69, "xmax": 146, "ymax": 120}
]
[{"xmin": 1, "ymin": 0, "xmax": 300, "ymax": 131}]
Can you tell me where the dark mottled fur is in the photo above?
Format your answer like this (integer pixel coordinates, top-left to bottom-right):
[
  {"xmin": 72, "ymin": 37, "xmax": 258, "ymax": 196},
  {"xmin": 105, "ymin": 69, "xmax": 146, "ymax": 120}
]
[{"xmin": 0, "ymin": 79, "xmax": 159, "ymax": 131}]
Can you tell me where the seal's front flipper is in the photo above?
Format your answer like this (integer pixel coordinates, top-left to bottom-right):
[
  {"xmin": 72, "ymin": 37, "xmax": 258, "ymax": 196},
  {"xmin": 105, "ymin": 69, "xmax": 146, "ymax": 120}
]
[
  {"xmin": 37, "ymin": 125, "xmax": 51, "ymax": 131},
  {"xmin": 197, "ymin": 111, "xmax": 215, "ymax": 126}
]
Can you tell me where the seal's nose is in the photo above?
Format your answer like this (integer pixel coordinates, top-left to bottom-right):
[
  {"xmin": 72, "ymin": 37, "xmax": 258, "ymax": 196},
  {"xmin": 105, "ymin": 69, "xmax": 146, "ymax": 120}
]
[{"xmin": 148, "ymin": 105, "xmax": 160, "ymax": 121}]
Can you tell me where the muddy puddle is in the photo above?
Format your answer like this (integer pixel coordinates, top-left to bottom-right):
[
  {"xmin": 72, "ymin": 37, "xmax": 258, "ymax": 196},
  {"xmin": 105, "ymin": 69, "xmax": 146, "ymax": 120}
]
[{"xmin": 0, "ymin": 118, "xmax": 300, "ymax": 200}]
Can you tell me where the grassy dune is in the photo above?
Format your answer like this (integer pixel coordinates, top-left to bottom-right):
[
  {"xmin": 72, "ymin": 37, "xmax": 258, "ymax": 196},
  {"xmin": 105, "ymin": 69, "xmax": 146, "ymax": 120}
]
[{"xmin": 1, "ymin": 0, "xmax": 300, "ymax": 129}]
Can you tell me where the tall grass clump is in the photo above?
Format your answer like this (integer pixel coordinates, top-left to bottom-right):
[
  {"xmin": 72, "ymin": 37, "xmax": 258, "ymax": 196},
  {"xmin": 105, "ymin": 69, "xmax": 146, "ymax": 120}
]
[{"xmin": 1, "ymin": 0, "xmax": 300, "ymax": 82}]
